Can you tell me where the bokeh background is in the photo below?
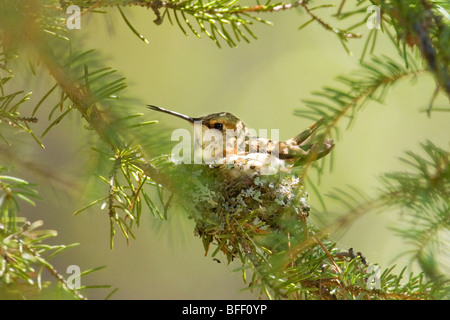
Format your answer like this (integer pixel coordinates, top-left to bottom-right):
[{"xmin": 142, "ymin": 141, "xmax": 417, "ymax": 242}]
[{"xmin": 3, "ymin": 4, "xmax": 449, "ymax": 299}]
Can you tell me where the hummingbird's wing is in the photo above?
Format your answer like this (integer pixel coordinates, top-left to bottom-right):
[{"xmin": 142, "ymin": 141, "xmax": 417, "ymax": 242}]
[
  {"xmin": 288, "ymin": 117, "xmax": 325, "ymax": 145},
  {"xmin": 291, "ymin": 137, "xmax": 335, "ymax": 166},
  {"xmin": 278, "ymin": 117, "xmax": 334, "ymax": 166}
]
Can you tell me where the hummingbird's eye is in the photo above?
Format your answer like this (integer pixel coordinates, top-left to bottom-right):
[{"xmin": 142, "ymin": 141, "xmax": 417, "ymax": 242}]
[{"xmin": 214, "ymin": 123, "xmax": 224, "ymax": 131}]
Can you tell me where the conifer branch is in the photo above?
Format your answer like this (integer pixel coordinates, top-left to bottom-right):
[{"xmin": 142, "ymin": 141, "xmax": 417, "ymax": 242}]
[
  {"xmin": 0, "ymin": 0, "xmax": 448, "ymax": 300},
  {"xmin": 294, "ymin": 55, "xmax": 426, "ymax": 182},
  {"xmin": 336, "ymin": 0, "xmax": 450, "ymax": 100},
  {"xmin": 0, "ymin": 172, "xmax": 91, "ymax": 299}
]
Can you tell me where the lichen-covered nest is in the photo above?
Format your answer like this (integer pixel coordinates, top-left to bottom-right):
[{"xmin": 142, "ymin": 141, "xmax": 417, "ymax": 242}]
[{"xmin": 151, "ymin": 155, "xmax": 311, "ymax": 262}]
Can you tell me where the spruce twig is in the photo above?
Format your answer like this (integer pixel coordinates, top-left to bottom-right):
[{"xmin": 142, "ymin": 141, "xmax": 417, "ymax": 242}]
[{"xmin": 0, "ymin": 0, "xmax": 448, "ymax": 300}]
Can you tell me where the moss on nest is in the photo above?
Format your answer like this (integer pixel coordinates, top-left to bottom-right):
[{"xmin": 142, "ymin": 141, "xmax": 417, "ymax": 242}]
[{"xmin": 153, "ymin": 155, "xmax": 312, "ymax": 262}]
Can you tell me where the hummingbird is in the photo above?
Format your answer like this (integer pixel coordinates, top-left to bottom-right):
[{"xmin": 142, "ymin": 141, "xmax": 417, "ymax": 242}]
[{"xmin": 147, "ymin": 105, "xmax": 334, "ymax": 175}]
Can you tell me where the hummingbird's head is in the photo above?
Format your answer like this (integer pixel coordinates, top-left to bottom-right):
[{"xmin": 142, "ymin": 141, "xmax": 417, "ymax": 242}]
[
  {"xmin": 147, "ymin": 105, "xmax": 247, "ymax": 134},
  {"xmin": 148, "ymin": 105, "xmax": 250, "ymax": 159},
  {"xmin": 197, "ymin": 112, "xmax": 245, "ymax": 133}
]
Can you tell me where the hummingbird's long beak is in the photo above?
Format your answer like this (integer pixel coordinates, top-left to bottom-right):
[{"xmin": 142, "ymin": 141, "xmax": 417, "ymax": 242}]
[{"xmin": 147, "ymin": 105, "xmax": 195, "ymax": 123}]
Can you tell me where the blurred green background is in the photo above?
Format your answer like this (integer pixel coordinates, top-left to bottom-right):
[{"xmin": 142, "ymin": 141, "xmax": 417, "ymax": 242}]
[{"xmin": 5, "ymin": 5, "xmax": 449, "ymax": 299}]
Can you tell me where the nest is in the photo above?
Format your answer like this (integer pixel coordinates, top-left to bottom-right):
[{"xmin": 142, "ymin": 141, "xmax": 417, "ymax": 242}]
[{"xmin": 158, "ymin": 155, "xmax": 311, "ymax": 262}]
